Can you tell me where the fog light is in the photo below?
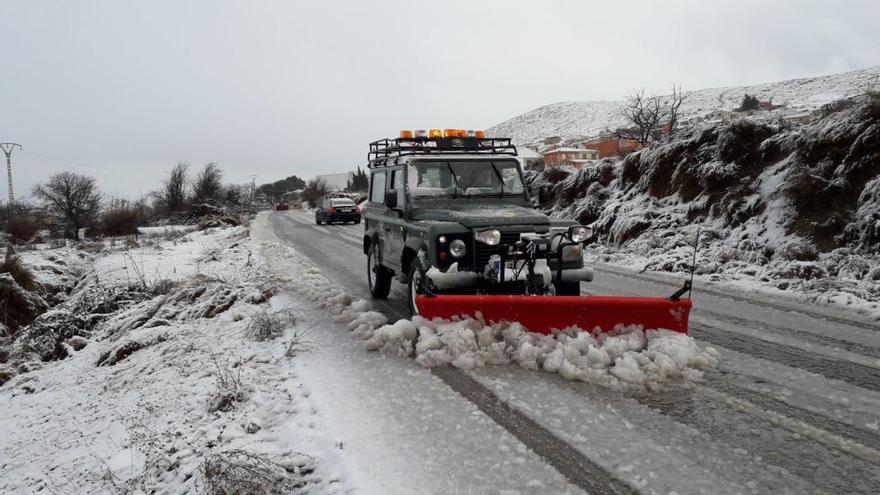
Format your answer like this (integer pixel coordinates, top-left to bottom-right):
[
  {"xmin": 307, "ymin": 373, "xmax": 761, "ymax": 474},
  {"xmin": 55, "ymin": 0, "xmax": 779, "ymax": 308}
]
[{"xmin": 450, "ymin": 239, "xmax": 467, "ymax": 258}]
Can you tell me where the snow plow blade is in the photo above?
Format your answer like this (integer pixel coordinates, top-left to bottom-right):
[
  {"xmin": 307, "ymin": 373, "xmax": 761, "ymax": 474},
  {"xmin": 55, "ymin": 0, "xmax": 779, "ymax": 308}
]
[{"xmin": 415, "ymin": 295, "xmax": 692, "ymax": 334}]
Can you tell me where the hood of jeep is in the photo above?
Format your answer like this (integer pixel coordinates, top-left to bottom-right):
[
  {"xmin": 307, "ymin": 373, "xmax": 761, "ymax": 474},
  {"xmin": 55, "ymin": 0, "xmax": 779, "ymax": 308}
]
[{"xmin": 410, "ymin": 204, "xmax": 550, "ymax": 228}]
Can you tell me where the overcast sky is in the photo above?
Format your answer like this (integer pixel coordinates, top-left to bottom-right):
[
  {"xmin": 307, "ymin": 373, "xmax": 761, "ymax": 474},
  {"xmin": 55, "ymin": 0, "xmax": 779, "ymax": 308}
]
[{"xmin": 2, "ymin": 0, "xmax": 878, "ymax": 199}]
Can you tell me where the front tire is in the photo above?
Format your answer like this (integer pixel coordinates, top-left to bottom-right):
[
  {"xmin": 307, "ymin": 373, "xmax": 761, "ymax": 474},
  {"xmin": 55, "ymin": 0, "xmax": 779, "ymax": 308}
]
[
  {"xmin": 367, "ymin": 243, "xmax": 392, "ymax": 299},
  {"xmin": 554, "ymin": 281, "xmax": 580, "ymax": 296},
  {"xmin": 406, "ymin": 258, "xmax": 423, "ymax": 317}
]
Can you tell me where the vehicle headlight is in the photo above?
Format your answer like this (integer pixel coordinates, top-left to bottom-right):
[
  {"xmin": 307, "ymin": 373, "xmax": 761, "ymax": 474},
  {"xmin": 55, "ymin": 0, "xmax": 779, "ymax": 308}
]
[
  {"xmin": 438, "ymin": 235, "xmax": 447, "ymax": 244},
  {"xmin": 475, "ymin": 229, "xmax": 501, "ymax": 246},
  {"xmin": 449, "ymin": 239, "xmax": 467, "ymax": 258},
  {"xmin": 568, "ymin": 225, "xmax": 591, "ymax": 243}
]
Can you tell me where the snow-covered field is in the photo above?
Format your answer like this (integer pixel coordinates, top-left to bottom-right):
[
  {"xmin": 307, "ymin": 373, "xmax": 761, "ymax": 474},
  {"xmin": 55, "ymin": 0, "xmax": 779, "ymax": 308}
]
[
  {"xmin": 490, "ymin": 65, "xmax": 880, "ymax": 144},
  {"xmin": 1, "ymin": 227, "xmax": 345, "ymax": 494}
]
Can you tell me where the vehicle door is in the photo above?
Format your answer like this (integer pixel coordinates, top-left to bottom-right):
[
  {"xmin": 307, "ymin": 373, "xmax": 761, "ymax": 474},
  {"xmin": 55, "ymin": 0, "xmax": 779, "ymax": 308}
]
[
  {"xmin": 381, "ymin": 167, "xmax": 407, "ymax": 270},
  {"xmin": 366, "ymin": 170, "xmax": 388, "ymax": 260}
]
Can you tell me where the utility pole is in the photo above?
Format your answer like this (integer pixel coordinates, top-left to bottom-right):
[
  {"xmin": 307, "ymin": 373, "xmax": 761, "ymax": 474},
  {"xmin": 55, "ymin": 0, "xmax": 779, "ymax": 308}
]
[
  {"xmin": 1, "ymin": 143, "xmax": 22, "ymax": 206},
  {"xmin": 248, "ymin": 174, "xmax": 257, "ymax": 207}
]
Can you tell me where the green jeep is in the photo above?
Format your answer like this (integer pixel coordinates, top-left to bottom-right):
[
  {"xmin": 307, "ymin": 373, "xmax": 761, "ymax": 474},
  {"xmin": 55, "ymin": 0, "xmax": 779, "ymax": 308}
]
[{"xmin": 362, "ymin": 132, "xmax": 595, "ymax": 315}]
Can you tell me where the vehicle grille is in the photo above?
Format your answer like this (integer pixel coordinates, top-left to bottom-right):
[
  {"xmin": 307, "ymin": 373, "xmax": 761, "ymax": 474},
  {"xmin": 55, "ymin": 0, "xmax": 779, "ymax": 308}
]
[{"xmin": 474, "ymin": 232, "xmax": 522, "ymax": 269}]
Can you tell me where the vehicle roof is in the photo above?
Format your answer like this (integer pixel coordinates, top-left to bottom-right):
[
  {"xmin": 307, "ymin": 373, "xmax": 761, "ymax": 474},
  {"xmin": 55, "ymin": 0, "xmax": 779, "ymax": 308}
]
[{"xmin": 373, "ymin": 154, "xmax": 522, "ymax": 166}]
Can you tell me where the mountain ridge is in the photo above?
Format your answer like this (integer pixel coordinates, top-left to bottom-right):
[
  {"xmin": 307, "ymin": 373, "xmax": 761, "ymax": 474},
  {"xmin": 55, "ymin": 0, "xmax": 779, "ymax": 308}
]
[{"xmin": 489, "ymin": 65, "xmax": 880, "ymax": 144}]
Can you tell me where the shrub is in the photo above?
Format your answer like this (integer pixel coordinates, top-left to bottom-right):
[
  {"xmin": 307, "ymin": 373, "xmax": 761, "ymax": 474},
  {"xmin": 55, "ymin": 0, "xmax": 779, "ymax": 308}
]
[
  {"xmin": 101, "ymin": 207, "xmax": 141, "ymax": 236},
  {"xmin": 738, "ymin": 93, "xmax": 760, "ymax": 111},
  {"xmin": 1, "ymin": 253, "xmax": 38, "ymax": 292},
  {"xmin": 6, "ymin": 215, "xmax": 40, "ymax": 243},
  {"xmin": 543, "ymin": 167, "xmax": 571, "ymax": 184}
]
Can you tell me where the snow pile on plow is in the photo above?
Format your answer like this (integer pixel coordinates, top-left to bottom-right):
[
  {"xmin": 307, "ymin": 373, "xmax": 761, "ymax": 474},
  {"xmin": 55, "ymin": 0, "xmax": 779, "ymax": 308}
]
[{"xmin": 367, "ymin": 317, "xmax": 718, "ymax": 391}]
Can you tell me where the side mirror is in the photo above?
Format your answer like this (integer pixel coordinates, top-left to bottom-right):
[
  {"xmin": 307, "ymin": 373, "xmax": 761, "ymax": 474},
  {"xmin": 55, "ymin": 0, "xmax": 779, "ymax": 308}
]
[{"xmin": 384, "ymin": 189, "xmax": 398, "ymax": 209}]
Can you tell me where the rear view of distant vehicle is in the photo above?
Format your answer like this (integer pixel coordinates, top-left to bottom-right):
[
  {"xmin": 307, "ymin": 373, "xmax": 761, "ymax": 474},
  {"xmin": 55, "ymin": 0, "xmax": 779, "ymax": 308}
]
[{"xmin": 315, "ymin": 197, "xmax": 361, "ymax": 225}]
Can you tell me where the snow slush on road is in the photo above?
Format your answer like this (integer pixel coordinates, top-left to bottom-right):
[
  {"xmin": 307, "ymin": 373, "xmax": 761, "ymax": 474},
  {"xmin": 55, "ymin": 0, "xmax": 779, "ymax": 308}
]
[{"xmin": 258, "ymin": 215, "xmax": 720, "ymax": 393}]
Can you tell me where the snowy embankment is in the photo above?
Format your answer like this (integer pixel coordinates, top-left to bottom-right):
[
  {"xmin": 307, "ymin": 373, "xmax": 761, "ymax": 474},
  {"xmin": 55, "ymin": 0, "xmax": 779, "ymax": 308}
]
[
  {"xmin": 253, "ymin": 214, "xmax": 719, "ymax": 393},
  {"xmin": 528, "ymin": 100, "xmax": 880, "ymax": 319},
  {"xmin": 0, "ymin": 226, "xmax": 345, "ymax": 494}
]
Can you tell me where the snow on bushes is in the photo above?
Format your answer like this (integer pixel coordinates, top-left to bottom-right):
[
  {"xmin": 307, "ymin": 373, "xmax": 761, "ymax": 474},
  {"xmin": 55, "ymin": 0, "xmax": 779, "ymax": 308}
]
[
  {"xmin": 260, "ymin": 240, "xmax": 719, "ymax": 392},
  {"xmin": 527, "ymin": 100, "xmax": 880, "ymax": 315}
]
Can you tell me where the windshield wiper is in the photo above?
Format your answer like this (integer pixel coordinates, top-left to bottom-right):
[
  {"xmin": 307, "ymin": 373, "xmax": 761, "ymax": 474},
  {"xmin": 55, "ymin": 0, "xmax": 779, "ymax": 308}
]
[
  {"xmin": 445, "ymin": 162, "xmax": 460, "ymax": 199},
  {"xmin": 490, "ymin": 161, "xmax": 505, "ymax": 198}
]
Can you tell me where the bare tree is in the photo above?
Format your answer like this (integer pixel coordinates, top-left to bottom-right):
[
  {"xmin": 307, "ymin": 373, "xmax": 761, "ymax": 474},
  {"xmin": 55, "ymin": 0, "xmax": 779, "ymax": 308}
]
[
  {"xmin": 619, "ymin": 86, "xmax": 689, "ymax": 145},
  {"xmin": 301, "ymin": 178, "xmax": 329, "ymax": 207},
  {"xmin": 618, "ymin": 89, "xmax": 664, "ymax": 145},
  {"xmin": 32, "ymin": 171, "xmax": 101, "ymax": 240},
  {"xmin": 192, "ymin": 162, "xmax": 224, "ymax": 205},
  {"xmin": 665, "ymin": 85, "xmax": 689, "ymax": 136},
  {"xmin": 153, "ymin": 162, "xmax": 189, "ymax": 215}
]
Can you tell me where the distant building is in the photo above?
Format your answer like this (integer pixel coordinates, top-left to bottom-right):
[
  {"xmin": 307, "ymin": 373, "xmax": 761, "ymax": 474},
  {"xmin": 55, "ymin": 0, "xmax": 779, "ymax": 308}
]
[
  {"xmin": 782, "ymin": 112, "xmax": 817, "ymax": 125},
  {"xmin": 579, "ymin": 134, "xmax": 641, "ymax": 158},
  {"xmin": 516, "ymin": 145, "xmax": 543, "ymax": 169},
  {"xmin": 315, "ymin": 172, "xmax": 354, "ymax": 191},
  {"xmin": 541, "ymin": 147, "xmax": 600, "ymax": 166}
]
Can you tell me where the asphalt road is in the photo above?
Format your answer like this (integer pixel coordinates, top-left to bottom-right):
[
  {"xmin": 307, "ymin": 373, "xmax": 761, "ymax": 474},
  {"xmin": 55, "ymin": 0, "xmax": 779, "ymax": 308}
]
[{"xmin": 267, "ymin": 210, "xmax": 880, "ymax": 494}]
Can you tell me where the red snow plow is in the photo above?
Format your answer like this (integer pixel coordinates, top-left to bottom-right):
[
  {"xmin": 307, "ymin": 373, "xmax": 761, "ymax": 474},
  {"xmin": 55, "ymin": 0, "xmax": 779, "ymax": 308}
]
[
  {"xmin": 415, "ymin": 293, "xmax": 692, "ymax": 334},
  {"xmin": 412, "ymin": 231, "xmax": 697, "ymax": 335}
]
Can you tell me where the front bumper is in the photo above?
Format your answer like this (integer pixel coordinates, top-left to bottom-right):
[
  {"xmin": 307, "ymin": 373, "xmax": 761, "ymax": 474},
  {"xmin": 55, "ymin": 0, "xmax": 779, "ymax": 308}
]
[
  {"xmin": 329, "ymin": 213, "xmax": 361, "ymax": 222},
  {"xmin": 427, "ymin": 263, "xmax": 593, "ymax": 292}
]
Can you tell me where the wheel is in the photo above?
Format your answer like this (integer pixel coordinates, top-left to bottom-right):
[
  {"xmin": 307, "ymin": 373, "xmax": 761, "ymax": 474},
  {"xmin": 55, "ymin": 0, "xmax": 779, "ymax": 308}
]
[
  {"xmin": 367, "ymin": 243, "xmax": 392, "ymax": 299},
  {"xmin": 354, "ymin": 218, "xmax": 362, "ymax": 225},
  {"xmin": 554, "ymin": 281, "xmax": 580, "ymax": 296},
  {"xmin": 406, "ymin": 257, "xmax": 424, "ymax": 317},
  {"xmin": 315, "ymin": 215, "xmax": 321, "ymax": 225}
]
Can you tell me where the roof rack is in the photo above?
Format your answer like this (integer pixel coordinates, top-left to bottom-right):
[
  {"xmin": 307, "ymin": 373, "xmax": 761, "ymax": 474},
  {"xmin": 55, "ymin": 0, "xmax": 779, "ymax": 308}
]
[{"xmin": 368, "ymin": 137, "xmax": 517, "ymax": 168}]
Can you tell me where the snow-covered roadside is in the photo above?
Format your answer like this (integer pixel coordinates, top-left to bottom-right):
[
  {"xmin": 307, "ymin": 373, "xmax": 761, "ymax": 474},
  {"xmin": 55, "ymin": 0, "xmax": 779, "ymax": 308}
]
[
  {"xmin": 0, "ymin": 226, "xmax": 347, "ymax": 494},
  {"xmin": 584, "ymin": 238, "xmax": 880, "ymax": 321},
  {"xmin": 253, "ymin": 213, "xmax": 720, "ymax": 393}
]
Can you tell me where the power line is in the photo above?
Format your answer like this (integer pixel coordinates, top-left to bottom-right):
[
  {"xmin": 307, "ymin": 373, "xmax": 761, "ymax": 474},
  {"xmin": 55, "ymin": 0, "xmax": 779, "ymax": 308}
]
[{"xmin": 1, "ymin": 143, "xmax": 22, "ymax": 205}]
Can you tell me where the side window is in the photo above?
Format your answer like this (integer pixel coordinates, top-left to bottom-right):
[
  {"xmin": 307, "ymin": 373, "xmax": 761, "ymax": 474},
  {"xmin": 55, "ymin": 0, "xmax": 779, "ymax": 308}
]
[
  {"xmin": 391, "ymin": 169, "xmax": 405, "ymax": 206},
  {"xmin": 370, "ymin": 172, "xmax": 386, "ymax": 203}
]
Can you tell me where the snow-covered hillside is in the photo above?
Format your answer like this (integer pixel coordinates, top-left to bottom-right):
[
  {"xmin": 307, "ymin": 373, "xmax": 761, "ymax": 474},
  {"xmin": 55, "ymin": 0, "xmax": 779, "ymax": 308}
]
[
  {"xmin": 526, "ymin": 99, "xmax": 880, "ymax": 318},
  {"xmin": 490, "ymin": 66, "xmax": 880, "ymax": 144}
]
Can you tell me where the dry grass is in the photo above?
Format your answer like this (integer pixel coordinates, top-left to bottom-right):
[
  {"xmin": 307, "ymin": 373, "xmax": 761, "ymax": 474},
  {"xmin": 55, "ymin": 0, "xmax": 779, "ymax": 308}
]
[
  {"xmin": 246, "ymin": 308, "xmax": 297, "ymax": 342},
  {"xmin": 207, "ymin": 351, "xmax": 246, "ymax": 412},
  {"xmin": 284, "ymin": 329, "xmax": 314, "ymax": 358},
  {"xmin": 201, "ymin": 449, "xmax": 314, "ymax": 495}
]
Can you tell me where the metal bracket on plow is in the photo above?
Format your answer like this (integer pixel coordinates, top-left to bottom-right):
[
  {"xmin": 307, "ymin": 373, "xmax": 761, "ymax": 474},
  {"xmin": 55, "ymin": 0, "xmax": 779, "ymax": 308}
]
[
  {"xmin": 669, "ymin": 227, "xmax": 701, "ymax": 301},
  {"xmin": 414, "ymin": 254, "xmax": 438, "ymax": 297}
]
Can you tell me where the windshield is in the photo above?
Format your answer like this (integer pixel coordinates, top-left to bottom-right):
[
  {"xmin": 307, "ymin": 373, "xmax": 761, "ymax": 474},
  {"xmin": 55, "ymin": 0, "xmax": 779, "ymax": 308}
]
[
  {"xmin": 408, "ymin": 160, "xmax": 525, "ymax": 198},
  {"xmin": 330, "ymin": 198, "xmax": 355, "ymax": 206}
]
